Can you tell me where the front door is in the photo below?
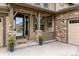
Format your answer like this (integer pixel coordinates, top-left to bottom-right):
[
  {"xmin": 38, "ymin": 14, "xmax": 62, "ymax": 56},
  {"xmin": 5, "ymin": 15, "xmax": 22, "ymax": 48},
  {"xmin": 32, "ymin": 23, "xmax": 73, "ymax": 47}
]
[
  {"xmin": 15, "ymin": 14, "xmax": 24, "ymax": 39},
  {"xmin": 15, "ymin": 14, "xmax": 29, "ymax": 39},
  {"xmin": 0, "ymin": 17, "xmax": 3, "ymax": 47}
]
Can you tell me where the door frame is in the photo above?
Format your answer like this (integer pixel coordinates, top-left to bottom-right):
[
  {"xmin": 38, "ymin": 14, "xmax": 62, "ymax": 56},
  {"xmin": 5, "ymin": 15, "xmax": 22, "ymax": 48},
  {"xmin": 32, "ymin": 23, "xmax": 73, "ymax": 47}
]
[
  {"xmin": 15, "ymin": 14, "xmax": 25, "ymax": 39},
  {"xmin": 14, "ymin": 13, "xmax": 30, "ymax": 39}
]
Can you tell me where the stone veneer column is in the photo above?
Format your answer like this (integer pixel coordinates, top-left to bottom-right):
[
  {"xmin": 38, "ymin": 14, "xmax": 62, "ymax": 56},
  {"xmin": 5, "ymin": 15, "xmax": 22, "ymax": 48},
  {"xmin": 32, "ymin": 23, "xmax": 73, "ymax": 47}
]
[
  {"xmin": 8, "ymin": 4, "xmax": 16, "ymax": 43},
  {"xmin": 55, "ymin": 18, "xmax": 67, "ymax": 43}
]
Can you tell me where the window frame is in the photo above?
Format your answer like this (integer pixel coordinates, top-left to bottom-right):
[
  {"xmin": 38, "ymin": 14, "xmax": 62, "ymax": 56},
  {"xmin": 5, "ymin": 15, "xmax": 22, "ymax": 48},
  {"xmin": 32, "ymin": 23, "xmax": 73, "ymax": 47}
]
[
  {"xmin": 43, "ymin": 3, "xmax": 48, "ymax": 8},
  {"xmin": 47, "ymin": 16, "xmax": 52, "ymax": 27},
  {"xmin": 33, "ymin": 15, "xmax": 38, "ymax": 32},
  {"xmin": 15, "ymin": 14, "xmax": 25, "ymax": 39},
  {"xmin": 40, "ymin": 16, "xmax": 45, "ymax": 31},
  {"xmin": 34, "ymin": 3, "xmax": 41, "ymax": 6}
]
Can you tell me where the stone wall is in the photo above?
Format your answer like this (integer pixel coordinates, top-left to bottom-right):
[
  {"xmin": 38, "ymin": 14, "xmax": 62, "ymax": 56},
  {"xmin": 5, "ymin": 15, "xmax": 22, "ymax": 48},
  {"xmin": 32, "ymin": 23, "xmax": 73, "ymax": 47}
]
[
  {"xmin": 55, "ymin": 10, "xmax": 79, "ymax": 43},
  {"xmin": 55, "ymin": 18, "xmax": 67, "ymax": 43}
]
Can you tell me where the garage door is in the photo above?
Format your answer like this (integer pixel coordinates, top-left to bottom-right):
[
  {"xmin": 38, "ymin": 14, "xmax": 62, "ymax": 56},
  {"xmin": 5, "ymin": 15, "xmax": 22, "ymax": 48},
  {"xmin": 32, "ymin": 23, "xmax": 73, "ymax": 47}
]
[
  {"xmin": 68, "ymin": 19, "xmax": 79, "ymax": 45},
  {"xmin": 0, "ymin": 17, "xmax": 3, "ymax": 47}
]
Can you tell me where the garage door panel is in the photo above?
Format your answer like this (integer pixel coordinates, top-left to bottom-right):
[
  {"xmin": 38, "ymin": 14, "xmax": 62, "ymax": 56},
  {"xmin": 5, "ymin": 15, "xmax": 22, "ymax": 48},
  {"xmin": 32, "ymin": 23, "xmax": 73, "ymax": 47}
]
[
  {"xmin": 0, "ymin": 17, "xmax": 3, "ymax": 47},
  {"xmin": 68, "ymin": 19, "xmax": 79, "ymax": 45}
]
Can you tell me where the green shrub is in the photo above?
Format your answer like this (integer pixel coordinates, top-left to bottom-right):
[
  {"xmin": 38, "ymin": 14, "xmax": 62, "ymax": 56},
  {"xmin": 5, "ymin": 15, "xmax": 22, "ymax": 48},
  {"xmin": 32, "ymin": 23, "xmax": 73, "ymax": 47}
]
[
  {"xmin": 8, "ymin": 36, "xmax": 15, "ymax": 46},
  {"xmin": 38, "ymin": 35, "xmax": 43, "ymax": 40}
]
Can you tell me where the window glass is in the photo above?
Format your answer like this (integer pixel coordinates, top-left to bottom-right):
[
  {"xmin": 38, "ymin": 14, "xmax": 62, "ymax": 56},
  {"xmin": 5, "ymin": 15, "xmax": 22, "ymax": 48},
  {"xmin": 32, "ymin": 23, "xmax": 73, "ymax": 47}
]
[
  {"xmin": 40, "ymin": 16, "xmax": 45, "ymax": 31},
  {"xmin": 69, "ymin": 20, "xmax": 79, "ymax": 24},
  {"xmin": 43, "ymin": 3, "xmax": 48, "ymax": 8},
  {"xmin": 60, "ymin": 3, "xmax": 64, "ymax": 7},
  {"xmin": 47, "ymin": 16, "xmax": 52, "ymax": 27},
  {"xmin": 33, "ymin": 16, "xmax": 45, "ymax": 32},
  {"xmin": 16, "ymin": 17, "xmax": 23, "ymax": 36},
  {"xmin": 34, "ymin": 3, "xmax": 40, "ymax": 6},
  {"xmin": 67, "ymin": 3, "xmax": 74, "ymax": 6}
]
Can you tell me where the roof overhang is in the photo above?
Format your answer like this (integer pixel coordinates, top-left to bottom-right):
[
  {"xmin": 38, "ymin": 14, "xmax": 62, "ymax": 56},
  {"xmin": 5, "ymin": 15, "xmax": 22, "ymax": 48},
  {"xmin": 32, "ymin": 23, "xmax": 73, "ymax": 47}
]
[
  {"xmin": 56, "ymin": 4, "xmax": 79, "ymax": 15},
  {"xmin": 15, "ymin": 3, "xmax": 79, "ymax": 15},
  {"xmin": 7, "ymin": 3, "xmax": 79, "ymax": 16},
  {"xmin": 0, "ymin": 5, "xmax": 9, "ymax": 14},
  {"xmin": 13, "ymin": 3, "xmax": 55, "ymax": 15}
]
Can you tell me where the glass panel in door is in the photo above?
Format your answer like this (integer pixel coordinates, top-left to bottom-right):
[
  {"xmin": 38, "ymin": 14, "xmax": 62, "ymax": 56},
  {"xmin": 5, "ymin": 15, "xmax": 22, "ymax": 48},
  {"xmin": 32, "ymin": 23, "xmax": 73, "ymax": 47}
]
[{"xmin": 16, "ymin": 17, "xmax": 24, "ymax": 37}]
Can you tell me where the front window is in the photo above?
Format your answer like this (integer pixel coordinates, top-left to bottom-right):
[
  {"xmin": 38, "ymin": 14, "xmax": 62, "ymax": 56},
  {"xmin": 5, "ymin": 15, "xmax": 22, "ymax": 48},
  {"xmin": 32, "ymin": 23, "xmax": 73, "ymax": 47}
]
[
  {"xmin": 60, "ymin": 3, "xmax": 64, "ymax": 7},
  {"xmin": 47, "ymin": 16, "xmax": 52, "ymax": 27},
  {"xmin": 43, "ymin": 3, "xmax": 48, "ymax": 8},
  {"xmin": 67, "ymin": 3, "xmax": 74, "ymax": 6},
  {"xmin": 34, "ymin": 3, "xmax": 40, "ymax": 6},
  {"xmin": 33, "ymin": 16, "xmax": 45, "ymax": 32},
  {"xmin": 40, "ymin": 16, "xmax": 45, "ymax": 31},
  {"xmin": 33, "ymin": 15, "xmax": 37, "ymax": 32}
]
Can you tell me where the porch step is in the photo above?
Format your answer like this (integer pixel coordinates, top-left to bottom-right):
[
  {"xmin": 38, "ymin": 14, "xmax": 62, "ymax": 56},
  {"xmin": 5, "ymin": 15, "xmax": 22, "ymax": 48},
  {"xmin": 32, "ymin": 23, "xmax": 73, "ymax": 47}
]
[
  {"xmin": 15, "ymin": 39, "xmax": 56, "ymax": 49},
  {"xmin": 15, "ymin": 40, "xmax": 38, "ymax": 49},
  {"xmin": 43, "ymin": 39, "xmax": 56, "ymax": 44}
]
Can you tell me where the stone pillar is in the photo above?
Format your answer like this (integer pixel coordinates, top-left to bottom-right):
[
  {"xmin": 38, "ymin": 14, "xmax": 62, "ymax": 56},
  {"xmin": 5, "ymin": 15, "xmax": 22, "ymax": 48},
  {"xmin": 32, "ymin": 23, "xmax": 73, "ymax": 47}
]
[{"xmin": 8, "ymin": 4, "xmax": 15, "ymax": 42}]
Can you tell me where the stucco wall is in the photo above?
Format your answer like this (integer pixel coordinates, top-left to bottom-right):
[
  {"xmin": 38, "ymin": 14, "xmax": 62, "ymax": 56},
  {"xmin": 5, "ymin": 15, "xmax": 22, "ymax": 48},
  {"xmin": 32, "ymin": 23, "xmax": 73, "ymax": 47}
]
[{"xmin": 55, "ymin": 10, "xmax": 79, "ymax": 43}]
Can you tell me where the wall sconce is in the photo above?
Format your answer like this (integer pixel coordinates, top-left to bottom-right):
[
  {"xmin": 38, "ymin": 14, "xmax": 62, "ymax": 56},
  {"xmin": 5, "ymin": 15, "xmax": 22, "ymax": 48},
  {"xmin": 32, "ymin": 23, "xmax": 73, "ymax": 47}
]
[
  {"xmin": 62, "ymin": 19, "xmax": 66, "ymax": 23},
  {"xmin": 63, "ymin": 19, "xmax": 64, "ymax": 23}
]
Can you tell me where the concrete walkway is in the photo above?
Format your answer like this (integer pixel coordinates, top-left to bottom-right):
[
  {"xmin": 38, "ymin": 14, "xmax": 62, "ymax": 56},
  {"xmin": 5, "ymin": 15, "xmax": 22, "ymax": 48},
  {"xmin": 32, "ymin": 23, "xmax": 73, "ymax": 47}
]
[
  {"xmin": 0, "ymin": 47, "xmax": 8, "ymax": 56},
  {"xmin": 7, "ymin": 41, "xmax": 79, "ymax": 56}
]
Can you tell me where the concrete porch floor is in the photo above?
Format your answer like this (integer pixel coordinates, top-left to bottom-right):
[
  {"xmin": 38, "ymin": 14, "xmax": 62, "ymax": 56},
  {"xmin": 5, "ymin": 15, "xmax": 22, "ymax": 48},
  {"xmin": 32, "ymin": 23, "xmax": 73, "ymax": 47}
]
[{"xmin": 1, "ymin": 41, "xmax": 79, "ymax": 56}]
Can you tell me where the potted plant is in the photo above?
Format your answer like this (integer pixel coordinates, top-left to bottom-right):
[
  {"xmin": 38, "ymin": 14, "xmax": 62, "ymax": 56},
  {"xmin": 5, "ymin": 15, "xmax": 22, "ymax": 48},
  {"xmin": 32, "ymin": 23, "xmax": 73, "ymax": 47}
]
[
  {"xmin": 8, "ymin": 36, "xmax": 15, "ymax": 52},
  {"xmin": 38, "ymin": 35, "xmax": 43, "ymax": 45}
]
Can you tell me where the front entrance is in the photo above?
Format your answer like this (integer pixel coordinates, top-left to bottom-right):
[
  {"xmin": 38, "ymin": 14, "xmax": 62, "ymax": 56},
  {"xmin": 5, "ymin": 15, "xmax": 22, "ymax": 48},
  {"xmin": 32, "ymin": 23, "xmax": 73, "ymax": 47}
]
[
  {"xmin": 15, "ymin": 14, "xmax": 29, "ymax": 39},
  {"xmin": 0, "ymin": 17, "xmax": 4, "ymax": 47}
]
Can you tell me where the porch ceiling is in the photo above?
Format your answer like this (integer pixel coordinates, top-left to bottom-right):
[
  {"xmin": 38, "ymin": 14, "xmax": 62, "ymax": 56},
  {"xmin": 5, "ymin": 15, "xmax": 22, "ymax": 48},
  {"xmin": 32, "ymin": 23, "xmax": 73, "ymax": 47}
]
[
  {"xmin": 7, "ymin": 3, "xmax": 79, "ymax": 16},
  {"xmin": 0, "ymin": 5, "xmax": 9, "ymax": 14},
  {"xmin": 13, "ymin": 3, "xmax": 55, "ymax": 15},
  {"xmin": 13, "ymin": 3, "xmax": 79, "ymax": 15}
]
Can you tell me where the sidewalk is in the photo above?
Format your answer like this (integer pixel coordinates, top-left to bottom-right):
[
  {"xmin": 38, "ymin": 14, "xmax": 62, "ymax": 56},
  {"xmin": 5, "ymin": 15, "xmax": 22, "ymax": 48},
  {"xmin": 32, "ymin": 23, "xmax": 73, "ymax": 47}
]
[
  {"xmin": 0, "ymin": 47, "xmax": 8, "ymax": 56},
  {"xmin": 8, "ymin": 41, "xmax": 79, "ymax": 56}
]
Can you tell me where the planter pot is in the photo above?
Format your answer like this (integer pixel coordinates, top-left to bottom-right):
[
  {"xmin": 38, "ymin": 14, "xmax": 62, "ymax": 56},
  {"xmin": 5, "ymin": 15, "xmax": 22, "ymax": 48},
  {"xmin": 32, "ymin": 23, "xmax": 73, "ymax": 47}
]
[
  {"xmin": 9, "ymin": 44, "xmax": 14, "ymax": 52},
  {"xmin": 39, "ymin": 39, "xmax": 43, "ymax": 45}
]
